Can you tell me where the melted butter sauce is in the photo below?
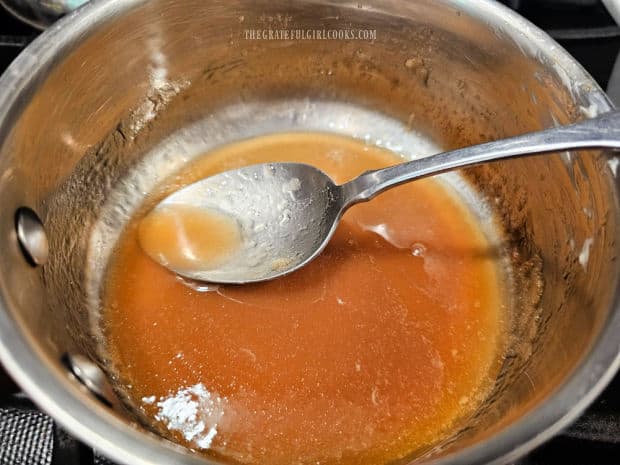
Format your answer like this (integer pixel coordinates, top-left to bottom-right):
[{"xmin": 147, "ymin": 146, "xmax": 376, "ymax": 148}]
[
  {"xmin": 103, "ymin": 132, "xmax": 505, "ymax": 465},
  {"xmin": 138, "ymin": 204, "xmax": 242, "ymax": 272}
]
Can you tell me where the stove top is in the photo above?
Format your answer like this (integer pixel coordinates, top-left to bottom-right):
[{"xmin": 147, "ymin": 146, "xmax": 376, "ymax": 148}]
[{"xmin": 0, "ymin": 2, "xmax": 619, "ymax": 465}]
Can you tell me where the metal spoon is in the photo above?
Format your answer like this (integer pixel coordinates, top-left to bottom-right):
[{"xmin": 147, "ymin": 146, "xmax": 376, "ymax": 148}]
[{"xmin": 152, "ymin": 110, "xmax": 620, "ymax": 284}]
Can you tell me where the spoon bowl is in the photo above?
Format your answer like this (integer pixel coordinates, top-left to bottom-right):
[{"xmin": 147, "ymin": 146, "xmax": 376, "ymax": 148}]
[{"xmin": 156, "ymin": 162, "xmax": 343, "ymax": 283}]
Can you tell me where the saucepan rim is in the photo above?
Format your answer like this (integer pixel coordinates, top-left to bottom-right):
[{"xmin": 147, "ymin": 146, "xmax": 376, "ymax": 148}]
[{"xmin": 0, "ymin": 0, "xmax": 617, "ymax": 464}]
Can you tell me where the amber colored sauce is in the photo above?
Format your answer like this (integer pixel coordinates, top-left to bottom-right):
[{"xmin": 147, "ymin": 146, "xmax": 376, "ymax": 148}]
[
  {"xmin": 103, "ymin": 133, "xmax": 504, "ymax": 465},
  {"xmin": 138, "ymin": 204, "xmax": 242, "ymax": 272}
]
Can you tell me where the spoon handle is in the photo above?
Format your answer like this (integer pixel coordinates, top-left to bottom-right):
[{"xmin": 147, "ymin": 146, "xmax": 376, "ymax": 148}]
[{"xmin": 341, "ymin": 110, "xmax": 620, "ymax": 206}]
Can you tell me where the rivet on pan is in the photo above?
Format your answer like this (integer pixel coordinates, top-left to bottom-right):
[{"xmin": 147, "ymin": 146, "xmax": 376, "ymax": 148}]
[
  {"xmin": 63, "ymin": 353, "xmax": 116, "ymax": 408},
  {"xmin": 15, "ymin": 207, "xmax": 49, "ymax": 266}
]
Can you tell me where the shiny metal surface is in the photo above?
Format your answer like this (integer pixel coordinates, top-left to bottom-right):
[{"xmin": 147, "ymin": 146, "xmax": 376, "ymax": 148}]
[
  {"xmin": 603, "ymin": 0, "xmax": 620, "ymax": 27},
  {"xmin": 15, "ymin": 206, "xmax": 48, "ymax": 266},
  {"xmin": 165, "ymin": 110, "xmax": 620, "ymax": 283},
  {"xmin": 64, "ymin": 353, "xmax": 117, "ymax": 408},
  {"xmin": 0, "ymin": 1, "xmax": 617, "ymax": 465},
  {"xmin": 0, "ymin": 0, "xmax": 88, "ymax": 29}
]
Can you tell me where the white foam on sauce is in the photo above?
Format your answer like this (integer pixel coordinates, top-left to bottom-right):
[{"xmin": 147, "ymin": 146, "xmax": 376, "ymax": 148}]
[
  {"xmin": 149, "ymin": 383, "xmax": 226, "ymax": 450},
  {"xmin": 578, "ymin": 237, "xmax": 594, "ymax": 270}
]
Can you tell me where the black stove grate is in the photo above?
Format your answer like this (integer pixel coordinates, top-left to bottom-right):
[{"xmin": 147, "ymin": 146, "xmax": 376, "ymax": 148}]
[{"xmin": 0, "ymin": 1, "xmax": 619, "ymax": 464}]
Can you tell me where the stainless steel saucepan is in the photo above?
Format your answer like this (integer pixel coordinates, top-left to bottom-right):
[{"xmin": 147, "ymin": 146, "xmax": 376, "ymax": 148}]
[{"xmin": 0, "ymin": 1, "xmax": 618, "ymax": 464}]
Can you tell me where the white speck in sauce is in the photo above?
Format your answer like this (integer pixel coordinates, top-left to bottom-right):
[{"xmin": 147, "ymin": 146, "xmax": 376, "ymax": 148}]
[
  {"xmin": 371, "ymin": 386, "xmax": 379, "ymax": 406},
  {"xmin": 578, "ymin": 237, "xmax": 594, "ymax": 270},
  {"xmin": 240, "ymin": 348, "xmax": 257, "ymax": 362},
  {"xmin": 142, "ymin": 395, "xmax": 156, "ymax": 405}
]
